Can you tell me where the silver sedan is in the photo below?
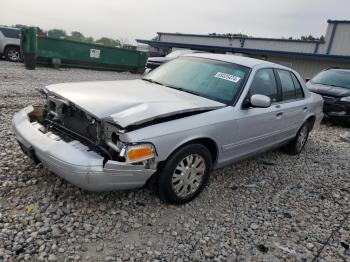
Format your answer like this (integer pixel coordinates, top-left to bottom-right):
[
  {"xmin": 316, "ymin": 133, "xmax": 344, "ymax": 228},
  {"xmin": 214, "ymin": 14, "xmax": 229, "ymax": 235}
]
[{"xmin": 13, "ymin": 53, "xmax": 324, "ymax": 204}]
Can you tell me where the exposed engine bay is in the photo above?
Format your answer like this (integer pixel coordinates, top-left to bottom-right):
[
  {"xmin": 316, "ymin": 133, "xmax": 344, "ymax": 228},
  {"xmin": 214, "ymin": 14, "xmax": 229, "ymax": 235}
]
[{"xmin": 32, "ymin": 91, "xmax": 143, "ymax": 163}]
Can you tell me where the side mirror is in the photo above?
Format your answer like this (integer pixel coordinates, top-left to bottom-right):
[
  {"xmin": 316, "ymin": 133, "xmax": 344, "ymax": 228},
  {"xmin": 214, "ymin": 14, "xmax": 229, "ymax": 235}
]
[{"xmin": 250, "ymin": 94, "xmax": 271, "ymax": 108}]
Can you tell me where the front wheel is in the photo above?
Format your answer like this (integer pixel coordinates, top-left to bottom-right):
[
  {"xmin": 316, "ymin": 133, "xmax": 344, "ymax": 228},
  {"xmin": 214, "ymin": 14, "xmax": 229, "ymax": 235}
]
[
  {"xmin": 283, "ymin": 121, "xmax": 310, "ymax": 155},
  {"xmin": 156, "ymin": 144, "xmax": 212, "ymax": 204}
]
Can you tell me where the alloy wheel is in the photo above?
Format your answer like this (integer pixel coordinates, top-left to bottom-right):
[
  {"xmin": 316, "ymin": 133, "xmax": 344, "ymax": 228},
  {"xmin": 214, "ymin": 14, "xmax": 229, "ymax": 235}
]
[{"xmin": 7, "ymin": 50, "xmax": 20, "ymax": 61}]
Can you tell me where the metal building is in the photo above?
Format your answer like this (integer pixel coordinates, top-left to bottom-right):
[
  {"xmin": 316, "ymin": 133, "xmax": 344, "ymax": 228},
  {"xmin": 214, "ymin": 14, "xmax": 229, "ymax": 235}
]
[{"xmin": 137, "ymin": 20, "xmax": 350, "ymax": 79}]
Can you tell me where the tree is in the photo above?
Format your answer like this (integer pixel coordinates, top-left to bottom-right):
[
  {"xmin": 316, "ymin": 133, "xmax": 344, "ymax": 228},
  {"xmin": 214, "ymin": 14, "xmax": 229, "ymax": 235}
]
[
  {"xmin": 37, "ymin": 27, "xmax": 45, "ymax": 34},
  {"xmin": 13, "ymin": 24, "xmax": 44, "ymax": 34},
  {"xmin": 68, "ymin": 31, "xmax": 85, "ymax": 42},
  {"xmin": 209, "ymin": 33, "xmax": 248, "ymax": 38},
  {"xmin": 85, "ymin": 37, "xmax": 94, "ymax": 43},
  {"xmin": 118, "ymin": 37, "xmax": 129, "ymax": 47},
  {"xmin": 95, "ymin": 37, "xmax": 121, "ymax": 47},
  {"xmin": 9, "ymin": 24, "xmax": 132, "ymax": 46},
  {"xmin": 13, "ymin": 24, "xmax": 27, "ymax": 29},
  {"xmin": 48, "ymin": 29, "xmax": 67, "ymax": 39},
  {"xmin": 151, "ymin": 35, "xmax": 159, "ymax": 41},
  {"xmin": 300, "ymin": 35, "xmax": 324, "ymax": 41}
]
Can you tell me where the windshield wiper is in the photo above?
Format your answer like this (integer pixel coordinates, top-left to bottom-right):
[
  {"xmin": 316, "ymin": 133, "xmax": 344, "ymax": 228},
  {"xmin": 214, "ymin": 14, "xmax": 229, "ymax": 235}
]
[
  {"xmin": 142, "ymin": 78, "xmax": 165, "ymax": 86},
  {"xmin": 170, "ymin": 86, "xmax": 202, "ymax": 97},
  {"xmin": 143, "ymin": 78, "xmax": 203, "ymax": 97}
]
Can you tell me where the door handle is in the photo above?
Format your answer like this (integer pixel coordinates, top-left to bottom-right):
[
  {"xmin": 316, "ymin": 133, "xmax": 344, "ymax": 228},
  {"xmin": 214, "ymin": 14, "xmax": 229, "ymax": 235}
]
[
  {"xmin": 276, "ymin": 112, "xmax": 283, "ymax": 117},
  {"xmin": 302, "ymin": 106, "xmax": 308, "ymax": 112}
]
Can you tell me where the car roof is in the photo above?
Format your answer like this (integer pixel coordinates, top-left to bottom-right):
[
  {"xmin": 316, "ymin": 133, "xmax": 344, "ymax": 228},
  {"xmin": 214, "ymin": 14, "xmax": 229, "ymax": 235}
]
[
  {"xmin": 0, "ymin": 26, "xmax": 20, "ymax": 30},
  {"xmin": 184, "ymin": 53, "xmax": 280, "ymax": 68},
  {"xmin": 327, "ymin": 68, "xmax": 350, "ymax": 72}
]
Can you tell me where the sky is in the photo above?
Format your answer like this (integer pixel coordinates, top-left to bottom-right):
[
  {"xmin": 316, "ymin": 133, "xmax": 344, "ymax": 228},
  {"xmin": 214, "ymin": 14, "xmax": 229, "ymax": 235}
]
[{"xmin": 1, "ymin": 0, "xmax": 350, "ymax": 44}]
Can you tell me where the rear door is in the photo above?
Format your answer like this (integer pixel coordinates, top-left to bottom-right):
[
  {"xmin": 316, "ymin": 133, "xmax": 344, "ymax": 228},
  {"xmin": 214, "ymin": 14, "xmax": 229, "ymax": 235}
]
[{"xmin": 275, "ymin": 69, "xmax": 307, "ymax": 139}]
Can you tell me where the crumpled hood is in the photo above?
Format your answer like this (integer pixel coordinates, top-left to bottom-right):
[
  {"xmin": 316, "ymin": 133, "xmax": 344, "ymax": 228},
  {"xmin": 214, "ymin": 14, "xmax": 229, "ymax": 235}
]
[{"xmin": 46, "ymin": 79, "xmax": 225, "ymax": 128}]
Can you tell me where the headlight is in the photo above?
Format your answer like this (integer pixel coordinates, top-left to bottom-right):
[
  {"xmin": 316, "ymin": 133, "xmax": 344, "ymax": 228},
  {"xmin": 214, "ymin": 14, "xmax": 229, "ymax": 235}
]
[
  {"xmin": 39, "ymin": 87, "xmax": 49, "ymax": 98},
  {"xmin": 340, "ymin": 96, "xmax": 350, "ymax": 102},
  {"xmin": 122, "ymin": 143, "xmax": 156, "ymax": 163}
]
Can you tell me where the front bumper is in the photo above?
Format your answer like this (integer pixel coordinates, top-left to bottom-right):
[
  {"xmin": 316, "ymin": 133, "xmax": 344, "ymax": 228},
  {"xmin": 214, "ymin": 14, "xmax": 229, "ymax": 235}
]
[
  {"xmin": 323, "ymin": 100, "xmax": 350, "ymax": 122},
  {"xmin": 12, "ymin": 106, "xmax": 156, "ymax": 191}
]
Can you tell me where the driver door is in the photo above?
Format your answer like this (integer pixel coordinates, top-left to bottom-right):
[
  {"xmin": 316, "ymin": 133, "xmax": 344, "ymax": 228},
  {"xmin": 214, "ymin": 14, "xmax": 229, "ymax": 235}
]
[{"xmin": 227, "ymin": 68, "xmax": 285, "ymax": 158}]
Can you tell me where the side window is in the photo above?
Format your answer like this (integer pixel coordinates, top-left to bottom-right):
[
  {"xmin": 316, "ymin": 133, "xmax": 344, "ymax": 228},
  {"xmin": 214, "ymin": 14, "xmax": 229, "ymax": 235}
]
[
  {"xmin": 277, "ymin": 70, "xmax": 297, "ymax": 101},
  {"xmin": 249, "ymin": 69, "xmax": 278, "ymax": 102},
  {"xmin": 291, "ymin": 73, "xmax": 304, "ymax": 99},
  {"xmin": 0, "ymin": 28, "xmax": 20, "ymax": 39}
]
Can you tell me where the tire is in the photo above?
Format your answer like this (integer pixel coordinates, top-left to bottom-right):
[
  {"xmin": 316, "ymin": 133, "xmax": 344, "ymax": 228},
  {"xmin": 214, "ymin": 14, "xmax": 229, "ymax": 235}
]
[
  {"xmin": 156, "ymin": 144, "xmax": 212, "ymax": 204},
  {"xmin": 5, "ymin": 46, "xmax": 21, "ymax": 62},
  {"xmin": 283, "ymin": 121, "xmax": 310, "ymax": 155}
]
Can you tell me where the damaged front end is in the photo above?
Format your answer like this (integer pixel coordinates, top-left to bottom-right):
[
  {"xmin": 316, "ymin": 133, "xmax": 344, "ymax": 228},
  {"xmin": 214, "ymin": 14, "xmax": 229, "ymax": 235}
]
[
  {"xmin": 38, "ymin": 88, "xmax": 157, "ymax": 166},
  {"xmin": 12, "ymin": 90, "xmax": 158, "ymax": 191},
  {"xmin": 13, "ymin": 82, "xmax": 223, "ymax": 191}
]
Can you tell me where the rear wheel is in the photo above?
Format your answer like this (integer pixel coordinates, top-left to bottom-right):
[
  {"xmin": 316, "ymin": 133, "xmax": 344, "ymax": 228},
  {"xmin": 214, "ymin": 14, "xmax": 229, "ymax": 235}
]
[
  {"xmin": 156, "ymin": 144, "xmax": 212, "ymax": 204},
  {"xmin": 283, "ymin": 121, "xmax": 310, "ymax": 155},
  {"xmin": 5, "ymin": 46, "xmax": 21, "ymax": 62}
]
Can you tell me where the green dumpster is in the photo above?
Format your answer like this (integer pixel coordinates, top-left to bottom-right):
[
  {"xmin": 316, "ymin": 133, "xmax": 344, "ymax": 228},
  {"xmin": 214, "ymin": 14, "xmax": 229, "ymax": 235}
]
[{"xmin": 21, "ymin": 27, "xmax": 147, "ymax": 73}]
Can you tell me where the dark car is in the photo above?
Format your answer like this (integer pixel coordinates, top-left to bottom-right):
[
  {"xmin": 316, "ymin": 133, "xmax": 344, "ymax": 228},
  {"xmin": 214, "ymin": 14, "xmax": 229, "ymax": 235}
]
[
  {"xmin": 146, "ymin": 50, "xmax": 196, "ymax": 69},
  {"xmin": 306, "ymin": 68, "xmax": 350, "ymax": 125}
]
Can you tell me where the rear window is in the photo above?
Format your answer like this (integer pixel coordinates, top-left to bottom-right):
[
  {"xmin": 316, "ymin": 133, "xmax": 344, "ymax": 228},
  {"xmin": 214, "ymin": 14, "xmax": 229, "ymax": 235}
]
[
  {"xmin": 0, "ymin": 28, "xmax": 20, "ymax": 39},
  {"xmin": 291, "ymin": 73, "xmax": 304, "ymax": 99},
  {"xmin": 277, "ymin": 70, "xmax": 304, "ymax": 101},
  {"xmin": 311, "ymin": 69, "xmax": 350, "ymax": 89}
]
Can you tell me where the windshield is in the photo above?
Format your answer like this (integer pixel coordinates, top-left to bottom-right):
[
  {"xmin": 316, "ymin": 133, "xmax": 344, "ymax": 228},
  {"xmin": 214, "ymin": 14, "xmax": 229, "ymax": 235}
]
[
  {"xmin": 144, "ymin": 57, "xmax": 250, "ymax": 103},
  {"xmin": 311, "ymin": 69, "xmax": 350, "ymax": 89}
]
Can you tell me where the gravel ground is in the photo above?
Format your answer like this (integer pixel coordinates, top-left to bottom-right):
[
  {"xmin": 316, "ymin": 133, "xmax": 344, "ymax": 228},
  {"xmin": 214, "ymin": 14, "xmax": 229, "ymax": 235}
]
[{"xmin": 0, "ymin": 61, "xmax": 349, "ymax": 261}]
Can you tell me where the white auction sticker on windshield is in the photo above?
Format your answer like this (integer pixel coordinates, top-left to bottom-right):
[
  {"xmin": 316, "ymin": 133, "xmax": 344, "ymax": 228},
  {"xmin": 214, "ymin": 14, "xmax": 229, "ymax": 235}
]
[{"xmin": 214, "ymin": 72, "xmax": 241, "ymax": 83}]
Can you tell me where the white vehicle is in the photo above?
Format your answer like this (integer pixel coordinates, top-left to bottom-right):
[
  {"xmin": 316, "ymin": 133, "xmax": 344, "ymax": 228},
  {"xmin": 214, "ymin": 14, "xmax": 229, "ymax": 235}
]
[
  {"xmin": 13, "ymin": 54, "xmax": 324, "ymax": 204},
  {"xmin": 0, "ymin": 26, "xmax": 21, "ymax": 62}
]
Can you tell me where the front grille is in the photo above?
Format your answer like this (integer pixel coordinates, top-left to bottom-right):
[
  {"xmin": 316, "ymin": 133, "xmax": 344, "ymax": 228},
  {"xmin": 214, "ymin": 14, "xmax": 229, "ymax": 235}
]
[
  {"xmin": 60, "ymin": 107, "xmax": 99, "ymax": 142},
  {"xmin": 46, "ymin": 97, "xmax": 100, "ymax": 142},
  {"xmin": 324, "ymin": 102, "xmax": 350, "ymax": 113}
]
